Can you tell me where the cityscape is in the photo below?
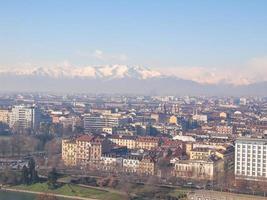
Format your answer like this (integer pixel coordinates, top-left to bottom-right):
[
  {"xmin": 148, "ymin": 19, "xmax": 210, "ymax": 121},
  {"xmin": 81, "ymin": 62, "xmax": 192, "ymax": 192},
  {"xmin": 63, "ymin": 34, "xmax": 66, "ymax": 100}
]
[
  {"xmin": 0, "ymin": 94, "xmax": 267, "ymax": 199},
  {"xmin": 1, "ymin": 1, "xmax": 267, "ymax": 200}
]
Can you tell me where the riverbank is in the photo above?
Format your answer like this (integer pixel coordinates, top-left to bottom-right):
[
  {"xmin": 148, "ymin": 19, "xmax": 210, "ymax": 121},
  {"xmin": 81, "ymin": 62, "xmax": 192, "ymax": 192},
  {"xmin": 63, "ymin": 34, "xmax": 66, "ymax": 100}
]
[
  {"xmin": 3, "ymin": 183, "xmax": 126, "ymax": 200},
  {"xmin": 1, "ymin": 188, "xmax": 95, "ymax": 200}
]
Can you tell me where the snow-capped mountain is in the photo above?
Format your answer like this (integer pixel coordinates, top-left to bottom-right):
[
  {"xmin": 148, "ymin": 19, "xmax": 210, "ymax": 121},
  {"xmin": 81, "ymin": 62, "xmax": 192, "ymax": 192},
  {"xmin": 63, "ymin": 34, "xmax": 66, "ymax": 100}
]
[
  {"xmin": 0, "ymin": 65, "xmax": 266, "ymax": 95},
  {"xmin": 0, "ymin": 65, "xmax": 162, "ymax": 80}
]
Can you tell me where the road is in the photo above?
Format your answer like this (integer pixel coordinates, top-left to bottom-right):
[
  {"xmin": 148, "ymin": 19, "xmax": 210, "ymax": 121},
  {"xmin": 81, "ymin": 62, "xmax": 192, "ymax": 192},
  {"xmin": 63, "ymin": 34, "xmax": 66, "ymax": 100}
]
[{"xmin": 188, "ymin": 190, "xmax": 267, "ymax": 200}]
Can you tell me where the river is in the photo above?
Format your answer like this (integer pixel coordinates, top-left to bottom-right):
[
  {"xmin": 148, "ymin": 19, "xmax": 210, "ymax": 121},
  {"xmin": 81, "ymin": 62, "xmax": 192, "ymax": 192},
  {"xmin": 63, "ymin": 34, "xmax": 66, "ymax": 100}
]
[{"xmin": 0, "ymin": 191, "xmax": 36, "ymax": 200}]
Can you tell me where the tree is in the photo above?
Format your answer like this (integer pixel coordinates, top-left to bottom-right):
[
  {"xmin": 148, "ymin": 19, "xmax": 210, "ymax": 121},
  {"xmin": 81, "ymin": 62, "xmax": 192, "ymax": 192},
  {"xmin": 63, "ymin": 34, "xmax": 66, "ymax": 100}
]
[
  {"xmin": 48, "ymin": 168, "xmax": 59, "ymax": 189},
  {"xmin": 0, "ymin": 139, "xmax": 8, "ymax": 156},
  {"xmin": 28, "ymin": 158, "xmax": 39, "ymax": 183},
  {"xmin": 21, "ymin": 166, "xmax": 30, "ymax": 184}
]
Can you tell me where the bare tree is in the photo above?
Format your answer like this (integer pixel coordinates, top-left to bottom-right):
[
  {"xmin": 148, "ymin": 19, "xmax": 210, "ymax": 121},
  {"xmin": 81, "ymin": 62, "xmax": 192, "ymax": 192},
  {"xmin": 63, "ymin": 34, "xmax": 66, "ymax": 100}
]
[{"xmin": 0, "ymin": 139, "xmax": 8, "ymax": 156}]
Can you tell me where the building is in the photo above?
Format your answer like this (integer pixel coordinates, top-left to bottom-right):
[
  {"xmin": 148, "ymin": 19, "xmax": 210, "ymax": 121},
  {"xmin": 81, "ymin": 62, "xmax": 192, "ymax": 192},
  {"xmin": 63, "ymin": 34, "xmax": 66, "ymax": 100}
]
[
  {"xmin": 9, "ymin": 105, "xmax": 40, "ymax": 131},
  {"xmin": 172, "ymin": 155, "xmax": 224, "ymax": 181},
  {"xmin": 189, "ymin": 148, "xmax": 213, "ymax": 160},
  {"xmin": 169, "ymin": 115, "xmax": 177, "ymax": 124},
  {"xmin": 62, "ymin": 134, "xmax": 112, "ymax": 166},
  {"xmin": 235, "ymin": 137, "xmax": 267, "ymax": 181},
  {"xmin": 239, "ymin": 97, "xmax": 247, "ymax": 106},
  {"xmin": 0, "ymin": 109, "xmax": 10, "ymax": 124},
  {"xmin": 62, "ymin": 139, "xmax": 77, "ymax": 166},
  {"xmin": 84, "ymin": 114, "xmax": 119, "ymax": 131},
  {"xmin": 123, "ymin": 155, "xmax": 141, "ymax": 173},
  {"xmin": 138, "ymin": 157, "xmax": 156, "ymax": 175},
  {"xmin": 136, "ymin": 136, "xmax": 160, "ymax": 150},
  {"xmin": 109, "ymin": 135, "xmax": 137, "ymax": 149},
  {"xmin": 192, "ymin": 114, "xmax": 207, "ymax": 124},
  {"xmin": 76, "ymin": 135, "xmax": 103, "ymax": 165},
  {"xmin": 100, "ymin": 154, "xmax": 123, "ymax": 171},
  {"xmin": 59, "ymin": 116, "xmax": 80, "ymax": 131},
  {"xmin": 216, "ymin": 125, "xmax": 233, "ymax": 135}
]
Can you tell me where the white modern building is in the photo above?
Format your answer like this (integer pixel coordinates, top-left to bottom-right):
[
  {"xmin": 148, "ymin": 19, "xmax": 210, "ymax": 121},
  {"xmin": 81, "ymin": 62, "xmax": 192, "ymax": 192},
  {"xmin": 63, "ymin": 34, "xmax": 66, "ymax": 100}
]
[
  {"xmin": 84, "ymin": 114, "xmax": 119, "ymax": 131},
  {"xmin": 235, "ymin": 137, "xmax": 267, "ymax": 181},
  {"xmin": 192, "ymin": 114, "xmax": 208, "ymax": 123},
  {"xmin": 9, "ymin": 105, "xmax": 40, "ymax": 131}
]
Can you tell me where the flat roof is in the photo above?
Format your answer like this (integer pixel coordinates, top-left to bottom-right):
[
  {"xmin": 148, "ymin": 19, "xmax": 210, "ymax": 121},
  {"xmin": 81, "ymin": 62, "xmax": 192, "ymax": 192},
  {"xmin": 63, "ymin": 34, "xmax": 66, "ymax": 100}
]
[{"xmin": 236, "ymin": 137, "xmax": 267, "ymax": 144}]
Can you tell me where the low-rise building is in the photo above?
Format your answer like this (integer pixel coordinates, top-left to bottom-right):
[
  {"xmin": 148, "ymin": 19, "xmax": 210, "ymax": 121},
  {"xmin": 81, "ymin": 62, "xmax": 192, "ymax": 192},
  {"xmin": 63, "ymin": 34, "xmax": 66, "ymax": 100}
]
[
  {"xmin": 138, "ymin": 157, "xmax": 156, "ymax": 175},
  {"xmin": 216, "ymin": 125, "xmax": 233, "ymax": 135},
  {"xmin": 136, "ymin": 136, "xmax": 160, "ymax": 150},
  {"xmin": 100, "ymin": 154, "xmax": 123, "ymax": 171},
  {"xmin": 123, "ymin": 155, "xmax": 141, "ymax": 173},
  {"xmin": 172, "ymin": 155, "xmax": 224, "ymax": 181},
  {"xmin": 189, "ymin": 148, "xmax": 213, "ymax": 160},
  {"xmin": 109, "ymin": 135, "xmax": 137, "ymax": 149}
]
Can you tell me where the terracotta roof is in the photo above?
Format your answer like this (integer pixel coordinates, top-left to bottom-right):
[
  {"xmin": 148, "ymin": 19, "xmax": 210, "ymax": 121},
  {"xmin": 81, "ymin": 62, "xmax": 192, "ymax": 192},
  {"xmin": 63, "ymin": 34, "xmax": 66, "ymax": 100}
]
[{"xmin": 76, "ymin": 134, "xmax": 95, "ymax": 142}]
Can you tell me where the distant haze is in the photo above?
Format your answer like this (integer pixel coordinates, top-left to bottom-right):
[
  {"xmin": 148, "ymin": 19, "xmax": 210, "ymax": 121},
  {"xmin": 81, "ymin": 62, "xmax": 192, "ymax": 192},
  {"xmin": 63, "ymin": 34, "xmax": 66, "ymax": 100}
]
[{"xmin": 0, "ymin": 65, "xmax": 266, "ymax": 96}]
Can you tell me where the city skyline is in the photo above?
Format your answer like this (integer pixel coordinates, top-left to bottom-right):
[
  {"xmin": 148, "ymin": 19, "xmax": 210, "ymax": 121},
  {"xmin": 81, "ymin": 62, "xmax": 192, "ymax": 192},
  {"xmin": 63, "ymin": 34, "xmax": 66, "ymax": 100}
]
[{"xmin": 1, "ymin": 1, "xmax": 267, "ymax": 85}]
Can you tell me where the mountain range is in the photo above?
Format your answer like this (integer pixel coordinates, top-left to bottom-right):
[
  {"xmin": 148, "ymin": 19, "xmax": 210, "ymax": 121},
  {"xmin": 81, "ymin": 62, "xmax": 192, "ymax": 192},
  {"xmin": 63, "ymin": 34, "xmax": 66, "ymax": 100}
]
[{"xmin": 0, "ymin": 65, "xmax": 266, "ymax": 96}]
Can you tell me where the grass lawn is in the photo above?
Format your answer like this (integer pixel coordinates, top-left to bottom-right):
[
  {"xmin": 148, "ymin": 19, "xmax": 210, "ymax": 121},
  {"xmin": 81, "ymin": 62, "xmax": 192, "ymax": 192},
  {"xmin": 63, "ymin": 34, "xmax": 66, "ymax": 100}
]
[
  {"xmin": 13, "ymin": 183, "xmax": 126, "ymax": 200},
  {"xmin": 168, "ymin": 188, "xmax": 189, "ymax": 199}
]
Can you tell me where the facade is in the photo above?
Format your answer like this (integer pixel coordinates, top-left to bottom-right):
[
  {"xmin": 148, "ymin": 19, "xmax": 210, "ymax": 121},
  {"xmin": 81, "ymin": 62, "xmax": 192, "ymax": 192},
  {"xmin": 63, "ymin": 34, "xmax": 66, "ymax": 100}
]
[
  {"xmin": 102, "ymin": 127, "xmax": 113, "ymax": 134},
  {"xmin": 76, "ymin": 135, "xmax": 102, "ymax": 165},
  {"xmin": 62, "ymin": 139, "xmax": 77, "ymax": 166},
  {"xmin": 189, "ymin": 148, "xmax": 213, "ymax": 160},
  {"xmin": 172, "ymin": 156, "xmax": 224, "ymax": 181},
  {"xmin": 84, "ymin": 114, "xmax": 119, "ymax": 131},
  {"xmin": 235, "ymin": 137, "xmax": 267, "ymax": 181},
  {"xmin": 101, "ymin": 155, "xmax": 123, "ymax": 166},
  {"xmin": 169, "ymin": 115, "xmax": 177, "ymax": 124},
  {"xmin": 109, "ymin": 135, "xmax": 137, "ymax": 149},
  {"xmin": 136, "ymin": 136, "xmax": 160, "ymax": 150},
  {"xmin": 100, "ymin": 154, "xmax": 123, "ymax": 171},
  {"xmin": 9, "ymin": 105, "xmax": 40, "ymax": 131},
  {"xmin": 138, "ymin": 157, "xmax": 155, "ymax": 175},
  {"xmin": 192, "ymin": 114, "xmax": 208, "ymax": 123},
  {"xmin": 122, "ymin": 156, "xmax": 141, "ymax": 173},
  {"xmin": 0, "ymin": 109, "xmax": 10, "ymax": 124},
  {"xmin": 62, "ymin": 135, "xmax": 112, "ymax": 166},
  {"xmin": 216, "ymin": 125, "xmax": 233, "ymax": 135}
]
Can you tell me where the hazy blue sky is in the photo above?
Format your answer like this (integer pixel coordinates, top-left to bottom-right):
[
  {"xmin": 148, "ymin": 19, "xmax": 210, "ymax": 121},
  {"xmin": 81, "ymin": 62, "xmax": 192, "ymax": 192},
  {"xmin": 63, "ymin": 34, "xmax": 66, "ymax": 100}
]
[{"xmin": 1, "ymin": 0, "xmax": 267, "ymax": 84}]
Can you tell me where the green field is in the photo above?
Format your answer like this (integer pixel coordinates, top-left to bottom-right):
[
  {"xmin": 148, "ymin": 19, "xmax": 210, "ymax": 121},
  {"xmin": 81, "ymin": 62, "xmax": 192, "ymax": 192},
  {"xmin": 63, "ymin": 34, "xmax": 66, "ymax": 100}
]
[
  {"xmin": 168, "ymin": 188, "xmax": 189, "ymax": 199},
  {"xmin": 13, "ymin": 183, "xmax": 126, "ymax": 200}
]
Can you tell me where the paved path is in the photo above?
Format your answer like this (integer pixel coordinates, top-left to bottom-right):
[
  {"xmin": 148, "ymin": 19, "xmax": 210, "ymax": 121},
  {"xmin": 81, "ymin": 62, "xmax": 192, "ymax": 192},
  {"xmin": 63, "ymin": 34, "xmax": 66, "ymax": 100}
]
[
  {"xmin": 1, "ymin": 188, "xmax": 98, "ymax": 200},
  {"xmin": 188, "ymin": 190, "xmax": 267, "ymax": 200}
]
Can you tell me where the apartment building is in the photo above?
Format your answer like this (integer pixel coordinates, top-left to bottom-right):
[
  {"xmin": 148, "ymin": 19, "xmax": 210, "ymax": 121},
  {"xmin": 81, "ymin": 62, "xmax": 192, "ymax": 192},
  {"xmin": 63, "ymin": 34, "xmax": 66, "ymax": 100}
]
[
  {"xmin": 109, "ymin": 135, "xmax": 137, "ymax": 149},
  {"xmin": 9, "ymin": 105, "xmax": 40, "ymax": 131},
  {"xmin": 216, "ymin": 125, "xmax": 233, "ymax": 135},
  {"xmin": 235, "ymin": 137, "xmax": 267, "ymax": 181},
  {"xmin": 76, "ymin": 135, "xmax": 102, "ymax": 165},
  {"xmin": 138, "ymin": 157, "xmax": 156, "ymax": 175},
  {"xmin": 136, "ymin": 136, "xmax": 160, "ymax": 150},
  {"xmin": 62, "ymin": 135, "xmax": 112, "ymax": 166},
  {"xmin": 62, "ymin": 139, "xmax": 77, "ymax": 166},
  {"xmin": 123, "ymin": 155, "xmax": 141, "ymax": 173},
  {"xmin": 0, "ymin": 109, "xmax": 10, "ymax": 124}
]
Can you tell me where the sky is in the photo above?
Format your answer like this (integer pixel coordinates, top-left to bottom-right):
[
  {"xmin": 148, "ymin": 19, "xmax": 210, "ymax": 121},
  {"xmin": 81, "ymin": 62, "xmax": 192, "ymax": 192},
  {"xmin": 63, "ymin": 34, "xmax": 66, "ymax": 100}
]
[{"xmin": 1, "ymin": 0, "xmax": 267, "ymax": 84}]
